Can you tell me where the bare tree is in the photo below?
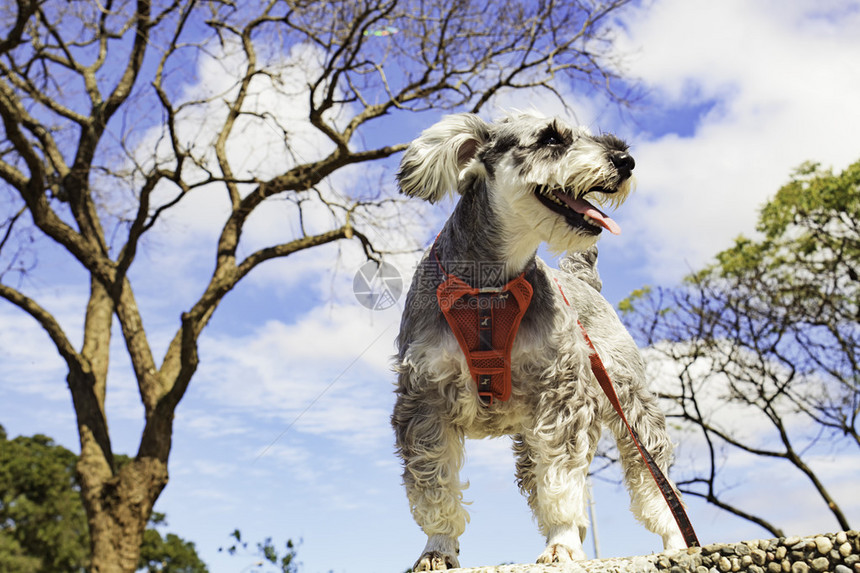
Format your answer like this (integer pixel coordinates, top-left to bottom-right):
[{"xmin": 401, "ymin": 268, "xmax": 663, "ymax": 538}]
[
  {"xmin": 0, "ymin": 0, "xmax": 636, "ymax": 570},
  {"xmin": 620, "ymin": 160, "xmax": 860, "ymax": 537}
]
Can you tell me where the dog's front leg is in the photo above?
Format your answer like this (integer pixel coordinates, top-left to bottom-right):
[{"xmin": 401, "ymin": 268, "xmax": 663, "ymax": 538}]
[
  {"xmin": 601, "ymin": 384, "xmax": 687, "ymax": 551},
  {"xmin": 392, "ymin": 389, "xmax": 467, "ymax": 571},
  {"xmin": 515, "ymin": 386, "xmax": 601, "ymax": 563}
]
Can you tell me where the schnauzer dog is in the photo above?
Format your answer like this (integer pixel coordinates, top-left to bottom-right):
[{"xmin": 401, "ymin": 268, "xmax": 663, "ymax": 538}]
[{"xmin": 391, "ymin": 113, "xmax": 688, "ymax": 570}]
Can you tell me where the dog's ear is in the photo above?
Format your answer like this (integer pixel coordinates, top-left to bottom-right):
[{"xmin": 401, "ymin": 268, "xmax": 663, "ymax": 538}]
[{"xmin": 397, "ymin": 113, "xmax": 490, "ymax": 203}]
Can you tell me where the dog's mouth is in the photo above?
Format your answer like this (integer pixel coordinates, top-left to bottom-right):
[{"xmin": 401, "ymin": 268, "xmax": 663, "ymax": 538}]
[{"xmin": 533, "ymin": 186, "xmax": 622, "ymax": 235}]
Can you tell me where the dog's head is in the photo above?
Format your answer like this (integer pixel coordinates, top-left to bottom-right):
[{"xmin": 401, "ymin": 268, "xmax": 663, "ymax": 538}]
[{"xmin": 397, "ymin": 112, "xmax": 635, "ymax": 253}]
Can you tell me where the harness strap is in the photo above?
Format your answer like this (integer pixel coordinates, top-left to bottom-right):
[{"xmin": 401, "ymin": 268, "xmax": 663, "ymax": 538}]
[
  {"xmin": 436, "ymin": 272, "xmax": 533, "ymax": 405},
  {"xmin": 431, "ymin": 243, "xmax": 534, "ymax": 405},
  {"xmin": 556, "ymin": 279, "xmax": 700, "ymax": 548}
]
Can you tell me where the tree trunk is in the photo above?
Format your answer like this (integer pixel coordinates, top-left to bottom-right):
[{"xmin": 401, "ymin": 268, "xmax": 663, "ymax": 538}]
[
  {"xmin": 79, "ymin": 456, "xmax": 168, "ymax": 573},
  {"xmin": 70, "ymin": 279, "xmax": 170, "ymax": 572}
]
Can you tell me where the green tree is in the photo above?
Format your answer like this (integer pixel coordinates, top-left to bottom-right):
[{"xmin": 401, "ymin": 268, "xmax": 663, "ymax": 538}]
[
  {"xmin": 0, "ymin": 534, "xmax": 41, "ymax": 573},
  {"xmin": 0, "ymin": 1, "xmax": 637, "ymax": 570},
  {"xmin": 621, "ymin": 160, "xmax": 859, "ymax": 536},
  {"xmin": 137, "ymin": 514, "xmax": 208, "ymax": 573},
  {"xmin": 0, "ymin": 426, "xmax": 206, "ymax": 573},
  {"xmin": 0, "ymin": 425, "xmax": 89, "ymax": 572}
]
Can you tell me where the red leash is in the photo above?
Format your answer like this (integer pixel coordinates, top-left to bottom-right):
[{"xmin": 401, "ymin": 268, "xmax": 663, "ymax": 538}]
[
  {"xmin": 558, "ymin": 279, "xmax": 699, "ymax": 548},
  {"xmin": 577, "ymin": 321, "xmax": 700, "ymax": 548}
]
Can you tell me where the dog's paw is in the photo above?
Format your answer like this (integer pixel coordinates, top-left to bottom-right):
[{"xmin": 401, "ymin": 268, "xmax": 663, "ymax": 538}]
[
  {"xmin": 662, "ymin": 531, "xmax": 687, "ymax": 551},
  {"xmin": 536, "ymin": 542, "xmax": 587, "ymax": 563},
  {"xmin": 413, "ymin": 551, "xmax": 460, "ymax": 571}
]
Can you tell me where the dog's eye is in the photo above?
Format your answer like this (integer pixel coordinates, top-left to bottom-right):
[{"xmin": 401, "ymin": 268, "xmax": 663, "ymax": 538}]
[{"xmin": 538, "ymin": 129, "xmax": 563, "ymax": 147}]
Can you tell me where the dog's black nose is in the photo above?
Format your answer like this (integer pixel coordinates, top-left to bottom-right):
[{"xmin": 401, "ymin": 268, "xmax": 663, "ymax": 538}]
[{"xmin": 610, "ymin": 151, "xmax": 635, "ymax": 179}]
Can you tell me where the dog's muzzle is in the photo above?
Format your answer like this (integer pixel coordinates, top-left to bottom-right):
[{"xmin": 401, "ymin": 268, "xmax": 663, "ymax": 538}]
[{"xmin": 533, "ymin": 150, "xmax": 633, "ymax": 236}]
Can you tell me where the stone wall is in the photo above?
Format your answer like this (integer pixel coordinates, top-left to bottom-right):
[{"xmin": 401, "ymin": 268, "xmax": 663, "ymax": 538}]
[{"xmin": 451, "ymin": 531, "xmax": 860, "ymax": 573}]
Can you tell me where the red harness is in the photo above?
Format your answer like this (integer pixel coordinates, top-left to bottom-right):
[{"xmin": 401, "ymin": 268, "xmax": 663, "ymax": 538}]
[
  {"xmin": 431, "ymin": 244, "xmax": 700, "ymax": 548},
  {"xmin": 433, "ymin": 245, "xmax": 534, "ymax": 405}
]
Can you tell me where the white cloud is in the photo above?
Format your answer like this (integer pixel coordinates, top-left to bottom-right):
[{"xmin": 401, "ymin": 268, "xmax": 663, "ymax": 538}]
[
  {"xmin": 193, "ymin": 302, "xmax": 402, "ymax": 451},
  {"xmin": 610, "ymin": 0, "xmax": 860, "ymax": 277}
]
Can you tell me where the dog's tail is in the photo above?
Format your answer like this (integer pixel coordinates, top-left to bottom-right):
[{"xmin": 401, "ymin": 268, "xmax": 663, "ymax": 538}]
[{"xmin": 558, "ymin": 246, "xmax": 602, "ymax": 292}]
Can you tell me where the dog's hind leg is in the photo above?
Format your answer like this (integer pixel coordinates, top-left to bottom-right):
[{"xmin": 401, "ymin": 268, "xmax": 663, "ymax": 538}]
[
  {"xmin": 602, "ymin": 384, "xmax": 686, "ymax": 551},
  {"xmin": 514, "ymin": 384, "xmax": 601, "ymax": 563},
  {"xmin": 392, "ymin": 391, "xmax": 467, "ymax": 571}
]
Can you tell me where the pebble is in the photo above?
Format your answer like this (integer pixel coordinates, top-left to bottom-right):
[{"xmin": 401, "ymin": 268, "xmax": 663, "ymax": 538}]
[{"xmin": 814, "ymin": 537, "xmax": 833, "ymax": 555}]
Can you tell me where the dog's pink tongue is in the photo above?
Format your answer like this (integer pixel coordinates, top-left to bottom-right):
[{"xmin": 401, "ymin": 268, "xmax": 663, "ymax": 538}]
[{"xmin": 553, "ymin": 191, "xmax": 621, "ymax": 235}]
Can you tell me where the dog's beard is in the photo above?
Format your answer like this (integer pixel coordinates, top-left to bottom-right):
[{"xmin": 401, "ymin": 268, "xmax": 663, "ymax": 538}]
[{"xmin": 496, "ymin": 186, "xmax": 604, "ymax": 255}]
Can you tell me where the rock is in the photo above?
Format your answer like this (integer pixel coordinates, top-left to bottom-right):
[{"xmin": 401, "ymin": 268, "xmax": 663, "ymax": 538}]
[
  {"xmin": 837, "ymin": 532, "xmax": 848, "ymax": 545},
  {"xmin": 751, "ymin": 549, "xmax": 767, "ymax": 566},
  {"xmin": 791, "ymin": 562, "xmax": 809, "ymax": 573},
  {"xmin": 835, "ymin": 566, "xmax": 852, "ymax": 573},
  {"xmin": 810, "ymin": 557, "xmax": 829, "ymax": 572},
  {"xmin": 814, "ymin": 537, "xmax": 833, "ymax": 555}
]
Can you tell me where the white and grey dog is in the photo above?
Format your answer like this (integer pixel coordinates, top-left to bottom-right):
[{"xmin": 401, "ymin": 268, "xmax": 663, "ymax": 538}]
[{"xmin": 392, "ymin": 113, "xmax": 686, "ymax": 570}]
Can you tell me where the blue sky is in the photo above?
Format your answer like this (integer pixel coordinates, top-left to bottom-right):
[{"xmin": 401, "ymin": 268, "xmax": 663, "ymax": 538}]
[{"xmin": 2, "ymin": 1, "xmax": 860, "ymax": 572}]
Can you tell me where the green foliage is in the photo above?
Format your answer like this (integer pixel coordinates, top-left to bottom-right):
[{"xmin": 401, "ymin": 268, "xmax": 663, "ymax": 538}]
[
  {"xmin": 617, "ymin": 285, "xmax": 652, "ymax": 315},
  {"xmin": 711, "ymin": 159, "xmax": 860, "ymax": 279},
  {"xmin": 0, "ymin": 535, "xmax": 41, "ymax": 573},
  {"xmin": 758, "ymin": 160, "xmax": 860, "ymax": 241},
  {"xmin": 220, "ymin": 529, "xmax": 298, "ymax": 573},
  {"xmin": 0, "ymin": 425, "xmax": 89, "ymax": 573},
  {"xmin": 712, "ymin": 160, "xmax": 859, "ymax": 329},
  {"xmin": 138, "ymin": 528, "xmax": 209, "ymax": 573},
  {"xmin": 0, "ymin": 425, "xmax": 207, "ymax": 573}
]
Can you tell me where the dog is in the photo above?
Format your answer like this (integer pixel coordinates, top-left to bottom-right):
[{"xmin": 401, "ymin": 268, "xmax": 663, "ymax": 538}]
[{"xmin": 391, "ymin": 113, "xmax": 687, "ymax": 571}]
